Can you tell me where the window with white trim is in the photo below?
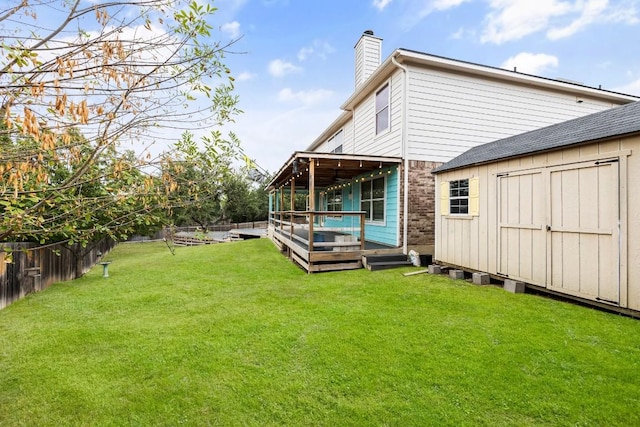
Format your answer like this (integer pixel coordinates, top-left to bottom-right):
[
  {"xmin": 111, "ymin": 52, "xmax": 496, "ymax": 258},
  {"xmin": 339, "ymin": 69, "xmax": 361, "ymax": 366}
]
[
  {"xmin": 361, "ymin": 176, "xmax": 385, "ymax": 222},
  {"xmin": 375, "ymin": 83, "xmax": 389, "ymax": 135},
  {"xmin": 327, "ymin": 189, "xmax": 343, "ymax": 212},
  {"xmin": 449, "ymin": 179, "xmax": 469, "ymax": 214},
  {"xmin": 329, "ymin": 130, "xmax": 343, "ymax": 153}
]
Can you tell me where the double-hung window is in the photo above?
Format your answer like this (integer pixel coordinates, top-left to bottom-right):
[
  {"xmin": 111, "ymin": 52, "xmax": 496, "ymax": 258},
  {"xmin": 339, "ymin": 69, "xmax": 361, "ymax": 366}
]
[
  {"xmin": 375, "ymin": 83, "xmax": 389, "ymax": 135},
  {"xmin": 327, "ymin": 189, "xmax": 343, "ymax": 212},
  {"xmin": 329, "ymin": 130, "xmax": 343, "ymax": 153},
  {"xmin": 440, "ymin": 178, "xmax": 479, "ymax": 216},
  {"xmin": 361, "ymin": 176, "xmax": 385, "ymax": 222},
  {"xmin": 449, "ymin": 179, "xmax": 469, "ymax": 214}
]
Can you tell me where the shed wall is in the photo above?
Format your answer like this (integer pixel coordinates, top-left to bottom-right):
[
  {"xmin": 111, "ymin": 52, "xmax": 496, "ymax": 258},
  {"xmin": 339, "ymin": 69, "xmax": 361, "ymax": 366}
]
[{"xmin": 435, "ymin": 136, "xmax": 640, "ymax": 311}]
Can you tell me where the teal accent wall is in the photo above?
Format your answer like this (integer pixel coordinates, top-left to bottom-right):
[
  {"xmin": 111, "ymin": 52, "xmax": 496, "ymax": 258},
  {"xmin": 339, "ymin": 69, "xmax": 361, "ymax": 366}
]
[{"xmin": 321, "ymin": 166, "xmax": 399, "ymax": 246}]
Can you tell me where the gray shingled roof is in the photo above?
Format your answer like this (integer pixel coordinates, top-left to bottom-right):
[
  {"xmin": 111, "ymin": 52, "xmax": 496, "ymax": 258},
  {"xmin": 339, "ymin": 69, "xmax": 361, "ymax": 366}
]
[{"xmin": 433, "ymin": 101, "xmax": 640, "ymax": 173}]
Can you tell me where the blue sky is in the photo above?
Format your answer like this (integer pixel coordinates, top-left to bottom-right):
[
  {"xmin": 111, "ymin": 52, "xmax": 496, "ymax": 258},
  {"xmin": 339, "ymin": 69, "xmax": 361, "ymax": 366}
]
[{"xmin": 209, "ymin": 0, "xmax": 640, "ymax": 173}]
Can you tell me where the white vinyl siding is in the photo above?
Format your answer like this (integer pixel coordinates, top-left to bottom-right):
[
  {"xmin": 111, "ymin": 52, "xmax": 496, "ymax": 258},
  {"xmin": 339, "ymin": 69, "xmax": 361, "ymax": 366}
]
[
  {"xmin": 406, "ymin": 66, "xmax": 623, "ymax": 163},
  {"xmin": 352, "ymin": 71, "xmax": 403, "ymax": 157}
]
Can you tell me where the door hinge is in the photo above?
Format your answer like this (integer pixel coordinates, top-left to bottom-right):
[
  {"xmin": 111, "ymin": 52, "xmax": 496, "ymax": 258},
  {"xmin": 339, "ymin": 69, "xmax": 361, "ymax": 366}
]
[{"xmin": 595, "ymin": 159, "xmax": 619, "ymax": 165}]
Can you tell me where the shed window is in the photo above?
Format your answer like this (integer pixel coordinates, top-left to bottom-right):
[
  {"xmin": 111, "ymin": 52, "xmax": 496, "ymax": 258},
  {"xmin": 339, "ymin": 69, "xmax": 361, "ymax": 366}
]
[
  {"xmin": 441, "ymin": 178, "xmax": 479, "ymax": 216},
  {"xmin": 449, "ymin": 179, "xmax": 469, "ymax": 214},
  {"xmin": 375, "ymin": 83, "xmax": 389, "ymax": 135},
  {"xmin": 361, "ymin": 176, "xmax": 385, "ymax": 222}
]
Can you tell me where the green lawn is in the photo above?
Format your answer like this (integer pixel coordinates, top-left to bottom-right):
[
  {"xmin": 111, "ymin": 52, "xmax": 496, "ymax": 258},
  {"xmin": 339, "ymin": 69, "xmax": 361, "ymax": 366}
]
[{"xmin": 1, "ymin": 239, "xmax": 639, "ymax": 426}]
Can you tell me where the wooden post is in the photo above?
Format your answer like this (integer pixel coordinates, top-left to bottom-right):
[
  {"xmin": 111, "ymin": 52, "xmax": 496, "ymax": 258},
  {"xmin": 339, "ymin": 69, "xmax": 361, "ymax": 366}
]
[
  {"xmin": 309, "ymin": 159, "xmax": 315, "ymax": 251},
  {"xmin": 309, "ymin": 158, "xmax": 315, "ymax": 211},
  {"xmin": 290, "ymin": 177, "xmax": 295, "ymax": 239},
  {"xmin": 360, "ymin": 212, "xmax": 365, "ymax": 250},
  {"xmin": 279, "ymin": 189, "xmax": 284, "ymax": 231}
]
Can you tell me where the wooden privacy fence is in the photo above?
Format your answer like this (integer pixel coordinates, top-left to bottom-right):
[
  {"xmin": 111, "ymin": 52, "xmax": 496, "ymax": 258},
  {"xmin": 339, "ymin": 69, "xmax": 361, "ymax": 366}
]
[
  {"xmin": 0, "ymin": 239, "xmax": 117, "ymax": 310},
  {"xmin": 170, "ymin": 221, "xmax": 269, "ymax": 233}
]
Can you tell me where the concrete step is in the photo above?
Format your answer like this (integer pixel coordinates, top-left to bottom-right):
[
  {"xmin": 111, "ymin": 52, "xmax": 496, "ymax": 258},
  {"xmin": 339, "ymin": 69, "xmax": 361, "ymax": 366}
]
[
  {"xmin": 366, "ymin": 260, "xmax": 414, "ymax": 271},
  {"xmin": 363, "ymin": 254, "xmax": 408, "ymax": 264}
]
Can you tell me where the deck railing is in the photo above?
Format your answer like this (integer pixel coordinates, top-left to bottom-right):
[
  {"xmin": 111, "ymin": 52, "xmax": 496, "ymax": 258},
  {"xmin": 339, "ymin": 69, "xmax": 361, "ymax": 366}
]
[{"xmin": 269, "ymin": 211, "xmax": 366, "ymax": 252}]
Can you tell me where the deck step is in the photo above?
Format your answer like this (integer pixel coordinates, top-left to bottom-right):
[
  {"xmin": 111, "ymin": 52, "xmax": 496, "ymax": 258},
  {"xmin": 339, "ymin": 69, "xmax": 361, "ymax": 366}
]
[{"xmin": 366, "ymin": 260, "xmax": 414, "ymax": 271}]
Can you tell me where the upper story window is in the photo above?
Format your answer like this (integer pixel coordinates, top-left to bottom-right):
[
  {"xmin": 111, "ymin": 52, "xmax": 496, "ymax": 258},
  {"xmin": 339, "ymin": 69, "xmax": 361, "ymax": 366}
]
[
  {"xmin": 375, "ymin": 83, "xmax": 390, "ymax": 135},
  {"xmin": 328, "ymin": 130, "xmax": 343, "ymax": 153},
  {"xmin": 361, "ymin": 176, "xmax": 385, "ymax": 223},
  {"xmin": 449, "ymin": 179, "xmax": 469, "ymax": 214}
]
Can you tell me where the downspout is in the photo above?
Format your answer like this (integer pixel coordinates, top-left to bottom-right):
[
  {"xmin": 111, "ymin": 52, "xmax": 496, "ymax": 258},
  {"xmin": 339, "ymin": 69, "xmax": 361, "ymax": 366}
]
[{"xmin": 392, "ymin": 54, "xmax": 409, "ymax": 255}]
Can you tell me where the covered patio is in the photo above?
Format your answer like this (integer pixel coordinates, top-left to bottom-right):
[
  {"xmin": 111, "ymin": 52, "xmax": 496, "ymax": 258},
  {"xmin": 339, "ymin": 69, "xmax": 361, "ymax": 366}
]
[{"xmin": 267, "ymin": 151, "xmax": 403, "ymax": 272}]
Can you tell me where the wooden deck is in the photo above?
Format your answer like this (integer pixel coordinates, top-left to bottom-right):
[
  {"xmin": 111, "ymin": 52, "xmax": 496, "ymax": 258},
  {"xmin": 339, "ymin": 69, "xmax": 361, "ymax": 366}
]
[{"xmin": 269, "ymin": 211, "xmax": 400, "ymax": 273}]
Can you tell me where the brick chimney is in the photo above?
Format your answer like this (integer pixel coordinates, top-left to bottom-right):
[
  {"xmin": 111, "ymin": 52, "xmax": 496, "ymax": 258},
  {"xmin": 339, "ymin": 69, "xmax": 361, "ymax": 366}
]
[{"xmin": 354, "ymin": 30, "xmax": 382, "ymax": 89}]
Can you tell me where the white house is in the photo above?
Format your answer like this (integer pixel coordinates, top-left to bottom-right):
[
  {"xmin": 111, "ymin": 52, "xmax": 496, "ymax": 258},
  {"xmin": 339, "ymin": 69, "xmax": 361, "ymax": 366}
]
[
  {"xmin": 267, "ymin": 31, "xmax": 638, "ymax": 272},
  {"xmin": 433, "ymin": 101, "xmax": 640, "ymax": 314}
]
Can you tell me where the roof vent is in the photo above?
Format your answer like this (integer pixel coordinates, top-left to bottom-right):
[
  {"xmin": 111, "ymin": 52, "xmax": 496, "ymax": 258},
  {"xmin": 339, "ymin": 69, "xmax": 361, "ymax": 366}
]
[{"xmin": 364, "ymin": 30, "xmax": 374, "ymax": 36}]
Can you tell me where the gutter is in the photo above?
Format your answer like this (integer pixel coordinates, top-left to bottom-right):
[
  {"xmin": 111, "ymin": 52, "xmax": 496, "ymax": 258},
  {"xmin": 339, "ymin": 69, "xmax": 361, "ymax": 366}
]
[{"xmin": 391, "ymin": 53, "xmax": 409, "ymax": 255}]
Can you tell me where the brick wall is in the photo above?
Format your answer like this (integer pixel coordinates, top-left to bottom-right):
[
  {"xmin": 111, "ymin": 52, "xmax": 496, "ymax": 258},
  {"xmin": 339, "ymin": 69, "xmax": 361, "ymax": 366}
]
[{"xmin": 398, "ymin": 160, "xmax": 442, "ymax": 252}]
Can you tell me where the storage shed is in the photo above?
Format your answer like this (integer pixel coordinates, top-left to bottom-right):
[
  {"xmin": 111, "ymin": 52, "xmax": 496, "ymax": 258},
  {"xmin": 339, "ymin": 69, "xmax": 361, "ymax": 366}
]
[{"xmin": 433, "ymin": 101, "xmax": 640, "ymax": 313}]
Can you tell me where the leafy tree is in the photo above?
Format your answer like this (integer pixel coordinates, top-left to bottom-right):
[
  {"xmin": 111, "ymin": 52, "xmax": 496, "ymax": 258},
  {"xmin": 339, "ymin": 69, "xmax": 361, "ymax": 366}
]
[
  {"xmin": 163, "ymin": 130, "xmax": 239, "ymax": 230},
  {"xmin": 0, "ymin": 0, "xmax": 243, "ymax": 254},
  {"xmin": 221, "ymin": 169, "xmax": 270, "ymax": 223}
]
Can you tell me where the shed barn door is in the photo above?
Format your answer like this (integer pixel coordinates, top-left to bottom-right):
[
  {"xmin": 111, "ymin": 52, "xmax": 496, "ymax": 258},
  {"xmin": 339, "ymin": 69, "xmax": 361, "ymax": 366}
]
[
  {"xmin": 548, "ymin": 160, "xmax": 620, "ymax": 305},
  {"xmin": 497, "ymin": 171, "xmax": 546, "ymax": 286}
]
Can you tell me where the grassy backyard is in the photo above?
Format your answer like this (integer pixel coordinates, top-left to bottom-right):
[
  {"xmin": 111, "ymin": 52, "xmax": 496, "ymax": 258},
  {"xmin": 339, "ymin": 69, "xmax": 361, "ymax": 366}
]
[{"xmin": 0, "ymin": 239, "xmax": 639, "ymax": 426}]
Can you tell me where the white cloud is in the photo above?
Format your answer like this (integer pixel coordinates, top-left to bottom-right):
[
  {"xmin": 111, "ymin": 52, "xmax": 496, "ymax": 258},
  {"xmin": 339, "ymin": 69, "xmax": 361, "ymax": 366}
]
[
  {"xmin": 481, "ymin": 0, "xmax": 572, "ymax": 44},
  {"xmin": 373, "ymin": 0, "xmax": 393, "ymax": 11},
  {"xmin": 236, "ymin": 71, "xmax": 255, "ymax": 81},
  {"xmin": 451, "ymin": 26, "xmax": 466, "ymax": 39},
  {"xmin": 481, "ymin": 0, "xmax": 640, "ymax": 44},
  {"xmin": 225, "ymin": 107, "xmax": 341, "ymax": 172},
  {"xmin": 547, "ymin": 0, "xmax": 608, "ymax": 39},
  {"xmin": 433, "ymin": 0, "xmax": 470, "ymax": 11},
  {"xmin": 221, "ymin": 21, "xmax": 241, "ymax": 39},
  {"xmin": 268, "ymin": 59, "xmax": 302, "ymax": 77},
  {"xmin": 298, "ymin": 47, "xmax": 314, "ymax": 61},
  {"xmin": 297, "ymin": 40, "xmax": 335, "ymax": 61},
  {"xmin": 399, "ymin": 0, "xmax": 471, "ymax": 30},
  {"xmin": 277, "ymin": 88, "xmax": 334, "ymax": 106},
  {"xmin": 501, "ymin": 52, "xmax": 559, "ymax": 75},
  {"xmin": 613, "ymin": 77, "xmax": 640, "ymax": 96}
]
